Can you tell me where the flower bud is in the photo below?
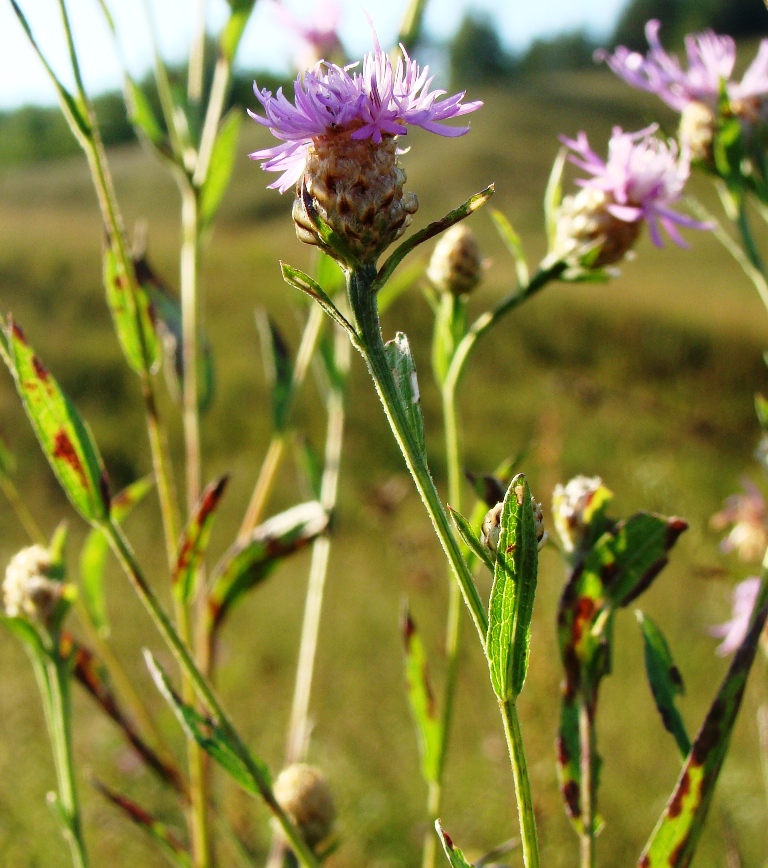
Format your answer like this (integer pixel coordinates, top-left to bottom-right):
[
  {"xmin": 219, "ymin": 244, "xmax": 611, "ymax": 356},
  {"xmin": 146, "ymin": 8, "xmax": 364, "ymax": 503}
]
[
  {"xmin": 678, "ymin": 100, "xmax": 716, "ymax": 164},
  {"xmin": 552, "ymin": 475, "xmax": 611, "ymax": 554},
  {"xmin": 293, "ymin": 133, "xmax": 418, "ymax": 268},
  {"xmin": 3, "ymin": 545, "xmax": 64, "ymax": 628},
  {"xmin": 481, "ymin": 489, "xmax": 547, "ymax": 556},
  {"xmin": 427, "ymin": 224, "xmax": 484, "ymax": 296},
  {"xmin": 273, "ymin": 763, "xmax": 335, "ymax": 848},
  {"xmin": 548, "ymin": 187, "xmax": 641, "ymax": 269}
]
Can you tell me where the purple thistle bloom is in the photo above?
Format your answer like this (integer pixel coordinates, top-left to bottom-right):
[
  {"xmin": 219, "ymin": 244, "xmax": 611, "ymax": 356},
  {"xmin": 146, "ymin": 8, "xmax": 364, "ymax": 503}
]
[
  {"xmin": 709, "ymin": 577, "xmax": 761, "ymax": 656},
  {"xmin": 598, "ymin": 19, "xmax": 768, "ymax": 113},
  {"xmin": 561, "ymin": 125, "xmax": 710, "ymax": 248},
  {"xmin": 249, "ymin": 41, "xmax": 482, "ymax": 192}
]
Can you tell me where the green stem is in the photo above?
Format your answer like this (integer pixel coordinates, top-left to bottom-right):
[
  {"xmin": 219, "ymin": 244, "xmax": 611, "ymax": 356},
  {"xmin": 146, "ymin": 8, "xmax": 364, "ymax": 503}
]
[
  {"xmin": 103, "ymin": 521, "xmax": 321, "ymax": 868},
  {"xmin": 181, "ymin": 183, "xmax": 202, "ymax": 513},
  {"xmin": 578, "ymin": 699, "xmax": 596, "ymax": 868},
  {"xmin": 45, "ymin": 654, "xmax": 89, "ymax": 868},
  {"xmin": 0, "ymin": 474, "xmax": 46, "ymax": 544},
  {"xmin": 500, "ymin": 699, "xmax": 540, "ymax": 868},
  {"xmin": 347, "ymin": 266, "xmax": 539, "ymax": 866}
]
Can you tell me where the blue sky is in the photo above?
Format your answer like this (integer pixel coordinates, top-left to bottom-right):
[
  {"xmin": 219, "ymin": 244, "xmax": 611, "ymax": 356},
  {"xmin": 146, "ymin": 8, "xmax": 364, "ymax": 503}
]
[{"xmin": 0, "ymin": 0, "xmax": 627, "ymax": 109}]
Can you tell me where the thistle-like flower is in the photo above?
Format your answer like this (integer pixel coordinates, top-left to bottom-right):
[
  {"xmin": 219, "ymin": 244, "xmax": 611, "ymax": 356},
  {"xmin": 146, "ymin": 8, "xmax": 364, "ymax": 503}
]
[
  {"xmin": 427, "ymin": 224, "xmax": 485, "ymax": 296},
  {"xmin": 709, "ymin": 577, "xmax": 761, "ymax": 656},
  {"xmin": 273, "ymin": 763, "xmax": 335, "ymax": 848},
  {"xmin": 552, "ymin": 475, "xmax": 611, "ymax": 554},
  {"xmin": 249, "ymin": 39, "xmax": 481, "ymax": 266},
  {"xmin": 546, "ymin": 125, "xmax": 709, "ymax": 270},
  {"xmin": 3, "ymin": 544, "xmax": 65, "ymax": 629},
  {"xmin": 710, "ymin": 479, "xmax": 768, "ymax": 563}
]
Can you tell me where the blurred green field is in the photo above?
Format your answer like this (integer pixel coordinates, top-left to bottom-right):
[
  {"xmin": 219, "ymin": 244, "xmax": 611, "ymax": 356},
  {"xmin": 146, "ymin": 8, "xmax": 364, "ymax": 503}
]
[{"xmin": 2, "ymin": 69, "xmax": 768, "ymax": 866}]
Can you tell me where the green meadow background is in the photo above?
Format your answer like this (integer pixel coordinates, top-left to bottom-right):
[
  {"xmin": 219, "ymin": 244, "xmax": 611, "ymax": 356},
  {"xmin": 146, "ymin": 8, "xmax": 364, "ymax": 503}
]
[{"xmin": 2, "ymin": 69, "xmax": 768, "ymax": 866}]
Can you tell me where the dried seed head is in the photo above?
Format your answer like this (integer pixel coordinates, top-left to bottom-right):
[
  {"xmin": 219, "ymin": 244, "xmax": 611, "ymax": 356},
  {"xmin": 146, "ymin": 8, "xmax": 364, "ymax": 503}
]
[
  {"xmin": 3, "ymin": 545, "xmax": 63, "ymax": 627},
  {"xmin": 427, "ymin": 224, "xmax": 484, "ymax": 296},
  {"xmin": 678, "ymin": 100, "xmax": 716, "ymax": 164},
  {"xmin": 293, "ymin": 133, "xmax": 419, "ymax": 267},
  {"xmin": 550, "ymin": 187, "xmax": 641, "ymax": 269},
  {"xmin": 481, "ymin": 502, "xmax": 503, "ymax": 554},
  {"xmin": 273, "ymin": 763, "xmax": 335, "ymax": 848},
  {"xmin": 552, "ymin": 475, "xmax": 608, "ymax": 553},
  {"xmin": 531, "ymin": 495, "xmax": 547, "ymax": 550}
]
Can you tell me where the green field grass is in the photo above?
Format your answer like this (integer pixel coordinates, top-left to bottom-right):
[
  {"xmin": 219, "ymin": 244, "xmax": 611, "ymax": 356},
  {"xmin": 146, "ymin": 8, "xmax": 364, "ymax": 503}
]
[{"xmin": 2, "ymin": 70, "xmax": 768, "ymax": 866}]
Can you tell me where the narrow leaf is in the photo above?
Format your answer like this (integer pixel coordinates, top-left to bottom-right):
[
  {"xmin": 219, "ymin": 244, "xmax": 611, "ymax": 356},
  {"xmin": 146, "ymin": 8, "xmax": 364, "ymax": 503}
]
[
  {"xmin": 402, "ymin": 606, "xmax": 441, "ymax": 784},
  {"xmin": 220, "ymin": 0, "xmax": 257, "ymax": 62},
  {"xmin": 544, "ymin": 147, "xmax": 567, "ymax": 244},
  {"xmin": 385, "ymin": 333, "xmax": 426, "ymax": 462},
  {"xmin": 173, "ymin": 476, "xmax": 229, "ymax": 604},
  {"xmin": 103, "ymin": 244, "xmax": 160, "ymax": 375},
  {"xmin": 490, "ymin": 208, "xmax": 529, "ymax": 286},
  {"xmin": 435, "ymin": 821, "xmax": 474, "ymax": 868},
  {"xmin": 200, "ymin": 109, "xmax": 242, "ymax": 229},
  {"xmin": 145, "ymin": 651, "xmax": 271, "ymax": 796},
  {"xmin": 639, "ymin": 582, "xmax": 768, "ymax": 867},
  {"xmin": 124, "ymin": 76, "xmax": 168, "ymax": 154},
  {"xmin": 80, "ymin": 475, "xmax": 154, "ymax": 635},
  {"xmin": 637, "ymin": 611, "xmax": 691, "ymax": 759},
  {"xmin": 1, "ymin": 318, "xmax": 110, "ymax": 523},
  {"xmin": 208, "ymin": 501, "xmax": 327, "ymax": 633},
  {"xmin": 449, "ymin": 506, "xmax": 494, "ymax": 574},
  {"xmin": 0, "ymin": 429, "xmax": 15, "ymax": 478},
  {"xmin": 280, "ymin": 262, "xmax": 359, "ymax": 344},
  {"xmin": 378, "ymin": 259, "xmax": 424, "ymax": 315},
  {"xmin": 255, "ymin": 311, "xmax": 293, "ymax": 432},
  {"xmin": 315, "ymin": 251, "xmax": 345, "ymax": 296},
  {"xmin": 93, "ymin": 780, "xmax": 191, "ymax": 866},
  {"xmin": 487, "ymin": 474, "xmax": 539, "ymax": 700}
]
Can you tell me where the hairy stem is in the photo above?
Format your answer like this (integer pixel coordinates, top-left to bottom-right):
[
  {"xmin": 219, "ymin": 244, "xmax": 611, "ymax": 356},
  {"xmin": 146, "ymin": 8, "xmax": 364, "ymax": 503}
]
[{"xmin": 500, "ymin": 699, "xmax": 540, "ymax": 868}]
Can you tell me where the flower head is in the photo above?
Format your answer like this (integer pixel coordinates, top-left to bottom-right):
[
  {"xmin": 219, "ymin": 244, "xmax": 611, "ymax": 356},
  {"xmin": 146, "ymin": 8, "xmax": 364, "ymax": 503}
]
[
  {"xmin": 552, "ymin": 475, "xmax": 612, "ymax": 554},
  {"xmin": 598, "ymin": 20, "xmax": 768, "ymax": 113},
  {"xmin": 558, "ymin": 125, "xmax": 709, "ymax": 254},
  {"xmin": 3, "ymin": 544, "xmax": 65, "ymax": 628},
  {"xmin": 249, "ymin": 42, "xmax": 482, "ymax": 193},
  {"xmin": 273, "ymin": 763, "xmax": 335, "ymax": 848},
  {"xmin": 427, "ymin": 224, "xmax": 485, "ymax": 296},
  {"xmin": 710, "ymin": 478, "xmax": 768, "ymax": 562},
  {"xmin": 709, "ymin": 577, "xmax": 761, "ymax": 656}
]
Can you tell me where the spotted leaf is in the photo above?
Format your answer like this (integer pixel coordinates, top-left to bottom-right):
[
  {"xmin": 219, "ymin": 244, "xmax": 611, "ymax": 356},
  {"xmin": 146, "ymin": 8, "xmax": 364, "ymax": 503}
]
[{"xmin": 402, "ymin": 606, "xmax": 441, "ymax": 784}]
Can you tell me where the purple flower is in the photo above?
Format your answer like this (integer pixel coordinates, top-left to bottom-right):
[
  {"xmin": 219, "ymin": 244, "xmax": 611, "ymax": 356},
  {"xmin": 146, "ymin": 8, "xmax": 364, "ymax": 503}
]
[
  {"xmin": 710, "ymin": 478, "xmax": 768, "ymax": 563},
  {"xmin": 561, "ymin": 125, "xmax": 709, "ymax": 248},
  {"xmin": 248, "ymin": 40, "xmax": 482, "ymax": 192},
  {"xmin": 270, "ymin": 0, "xmax": 344, "ymax": 70},
  {"xmin": 598, "ymin": 19, "xmax": 768, "ymax": 113},
  {"xmin": 709, "ymin": 577, "xmax": 761, "ymax": 656}
]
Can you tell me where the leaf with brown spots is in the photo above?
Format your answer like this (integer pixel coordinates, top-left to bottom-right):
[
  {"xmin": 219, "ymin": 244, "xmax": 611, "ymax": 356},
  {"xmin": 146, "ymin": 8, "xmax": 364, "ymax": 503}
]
[
  {"xmin": 435, "ymin": 821, "xmax": 474, "ymax": 868},
  {"xmin": 639, "ymin": 577, "xmax": 768, "ymax": 867},
  {"xmin": 93, "ymin": 779, "xmax": 191, "ymax": 866},
  {"xmin": 207, "ymin": 500, "xmax": 327, "ymax": 635},
  {"xmin": 173, "ymin": 476, "xmax": 228, "ymax": 605},
  {"xmin": 402, "ymin": 604, "xmax": 441, "ymax": 785},
  {"xmin": 0, "ymin": 317, "xmax": 110, "ymax": 523}
]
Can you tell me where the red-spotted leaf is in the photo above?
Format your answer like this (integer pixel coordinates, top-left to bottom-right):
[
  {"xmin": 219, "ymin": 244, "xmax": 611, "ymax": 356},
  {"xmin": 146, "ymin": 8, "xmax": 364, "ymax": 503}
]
[
  {"xmin": 402, "ymin": 606, "xmax": 441, "ymax": 785},
  {"xmin": 639, "ymin": 579, "xmax": 768, "ymax": 867},
  {"xmin": 487, "ymin": 473, "xmax": 539, "ymax": 700},
  {"xmin": 208, "ymin": 501, "xmax": 327, "ymax": 634},
  {"xmin": 80, "ymin": 475, "xmax": 154, "ymax": 636},
  {"xmin": 435, "ymin": 821, "xmax": 473, "ymax": 868},
  {"xmin": 637, "ymin": 611, "xmax": 691, "ymax": 759},
  {"xmin": 173, "ymin": 476, "xmax": 228, "ymax": 604},
  {"xmin": 103, "ymin": 244, "xmax": 160, "ymax": 375},
  {"xmin": 93, "ymin": 779, "xmax": 191, "ymax": 866},
  {"xmin": 0, "ymin": 317, "xmax": 110, "ymax": 523},
  {"xmin": 60, "ymin": 633, "xmax": 184, "ymax": 793}
]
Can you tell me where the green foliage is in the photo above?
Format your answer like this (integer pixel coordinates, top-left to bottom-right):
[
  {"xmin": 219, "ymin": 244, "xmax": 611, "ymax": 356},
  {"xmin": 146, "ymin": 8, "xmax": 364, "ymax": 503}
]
[
  {"xmin": 435, "ymin": 822, "xmax": 473, "ymax": 868},
  {"xmin": 255, "ymin": 311, "xmax": 294, "ymax": 432},
  {"xmin": 517, "ymin": 32, "xmax": 597, "ymax": 76},
  {"xmin": 385, "ymin": 333, "xmax": 426, "ymax": 462},
  {"xmin": 448, "ymin": 13, "xmax": 512, "ymax": 87}
]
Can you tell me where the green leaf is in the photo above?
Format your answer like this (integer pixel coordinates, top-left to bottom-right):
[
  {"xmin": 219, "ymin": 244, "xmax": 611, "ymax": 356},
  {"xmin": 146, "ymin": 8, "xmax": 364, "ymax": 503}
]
[
  {"xmin": 431, "ymin": 293, "xmax": 466, "ymax": 387},
  {"xmin": 449, "ymin": 506, "xmax": 494, "ymax": 574},
  {"xmin": 208, "ymin": 501, "xmax": 327, "ymax": 634},
  {"xmin": 556, "ymin": 690, "xmax": 585, "ymax": 832},
  {"xmin": 80, "ymin": 476, "xmax": 154, "ymax": 636},
  {"xmin": 544, "ymin": 147, "xmax": 567, "ymax": 244},
  {"xmin": 385, "ymin": 332, "xmax": 426, "ymax": 463},
  {"xmin": 377, "ymin": 258, "xmax": 424, "ymax": 315},
  {"xmin": 435, "ymin": 821, "xmax": 473, "ymax": 868},
  {"xmin": 145, "ymin": 651, "xmax": 272, "ymax": 796},
  {"xmin": 401, "ymin": 606, "xmax": 441, "ymax": 784},
  {"xmin": 103, "ymin": 244, "xmax": 160, "ymax": 375},
  {"xmin": 592, "ymin": 513, "xmax": 688, "ymax": 609},
  {"xmin": 756, "ymin": 392, "xmax": 768, "ymax": 431},
  {"xmin": 200, "ymin": 109, "xmax": 242, "ymax": 230},
  {"xmin": 293, "ymin": 435, "xmax": 323, "ymax": 502},
  {"xmin": 486, "ymin": 474, "xmax": 539, "ymax": 700},
  {"xmin": 0, "ymin": 612, "xmax": 48, "ymax": 660},
  {"xmin": 280, "ymin": 262, "xmax": 359, "ymax": 345},
  {"xmin": 490, "ymin": 208, "xmax": 528, "ymax": 286},
  {"xmin": 220, "ymin": 0, "xmax": 257, "ymax": 62},
  {"xmin": 315, "ymin": 252, "xmax": 346, "ymax": 297},
  {"xmin": 93, "ymin": 779, "xmax": 191, "ymax": 866},
  {"xmin": 637, "ymin": 611, "xmax": 691, "ymax": 759},
  {"xmin": 173, "ymin": 476, "xmax": 229, "ymax": 604},
  {"xmin": 0, "ymin": 318, "xmax": 110, "ymax": 523},
  {"xmin": 124, "ymin": 76, "xmax": 168, "ymax": 154},
  {"xmin": 640, "ymin": 579, "xmax": 768, "ymax": 867},
  {"xmin": 255, "ymin": 310, "xmax": 293, "ymax": 432}
]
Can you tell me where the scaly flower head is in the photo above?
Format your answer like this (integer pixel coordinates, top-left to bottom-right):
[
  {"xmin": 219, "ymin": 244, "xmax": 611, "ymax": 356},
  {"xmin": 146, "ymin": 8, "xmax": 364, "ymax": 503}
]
[
  {"xmin": 559, "ymin": 125, "xmax": 708, "ymax": 253},
  {"xmin": 598, "ymin": 20, "xmax": 768, "ymax": 113},
  {"xmin": 249, "ymin": 38, "xmax": 481, "ymax": 265},
  {"xmin": 709, "ymin": 577, "xmax": 761, "ymax": 656}
]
